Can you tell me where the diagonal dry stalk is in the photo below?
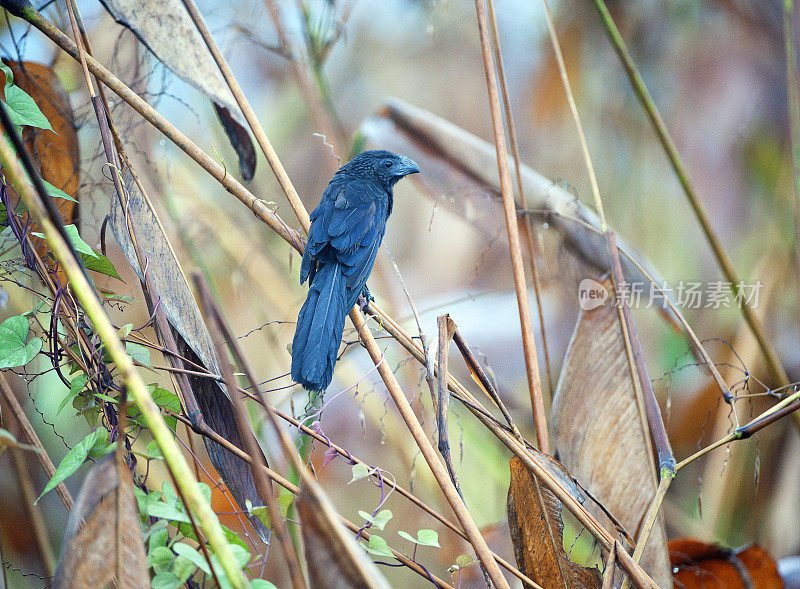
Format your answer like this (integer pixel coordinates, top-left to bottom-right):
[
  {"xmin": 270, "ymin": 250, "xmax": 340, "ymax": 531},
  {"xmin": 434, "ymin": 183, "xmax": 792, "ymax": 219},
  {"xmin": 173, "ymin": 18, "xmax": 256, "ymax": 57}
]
[
  {"xmin": 0, "ymin": 373, "xmax": 74, "ymax": 510},
  {"xmin": 473, "ymin": 0, "xmax": 549, "ymax": 454},
  {"xmin": 194, "ymin": 274, "xmax": 308, "ymax": 589},
  {"xmin": 589, "ymin": 0, "xmax": 790, "ymax": 394}
]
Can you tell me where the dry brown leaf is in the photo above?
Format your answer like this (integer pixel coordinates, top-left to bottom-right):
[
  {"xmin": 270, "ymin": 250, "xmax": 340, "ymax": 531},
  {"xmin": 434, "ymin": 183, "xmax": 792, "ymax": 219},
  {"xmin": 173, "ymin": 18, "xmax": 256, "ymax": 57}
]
[
  {"xmin": 551, "ymin": 278, "xmax": 671, "ymax": 587},
  {"xmin": 53, "ymin": 454, "xmax": 148, "ymax": 589},
  {"xmin": 507, "ymin": 454, "xmax": 602, "ymax": 588},
  {"xmin": 295, "ymin": 486, "xmax": 391, "ymax": 589},
  {"xmin": 3, "ymin": 60, "xmax": 80, "ymax": 218},
  {"xmin": 1, "ymin": 60, "xmax": 79, "ymax": 281},
  {"xmin": 669, "ymin": 538, "xmax": 783, "ymax": 589},
  {"xmin": 99, "ymin": 0, "xmax": 256, "ymax": 180}
]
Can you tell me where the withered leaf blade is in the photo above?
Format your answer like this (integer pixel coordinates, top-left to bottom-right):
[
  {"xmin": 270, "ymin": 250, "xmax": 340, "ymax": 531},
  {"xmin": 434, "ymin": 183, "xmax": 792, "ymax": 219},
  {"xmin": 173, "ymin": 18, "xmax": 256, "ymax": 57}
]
[
  {"xmin": 214, "ymin": 103, "xmax": 256, "ymax": 182},
  {"xmin": 109, "ymin": 168, "xmax": 270, "ymax": 543},
  {"xmin": 551, "ymin": 279, "xmax": 671, "ymax": 587},
  {"xmin": 99, "ymin": 0, "xmax": 256, "ymax": 181},
  {"xmin": 54, "ymin": 454, "xmax": 148, "ymax": 589},
  {"xmin": 507, "ymin": 454, "xmax": 602, "ymax": 589},
  {"xmin": 359, "ymin": 98, "xmax": 666, "ymax": 300},
  {"xmin": 669, "ymin": 539, "xmax": 783, "ymax": 589},
  {"xmin": 296, "ymin": 487, "xmax": 391, "ymax": 589}
]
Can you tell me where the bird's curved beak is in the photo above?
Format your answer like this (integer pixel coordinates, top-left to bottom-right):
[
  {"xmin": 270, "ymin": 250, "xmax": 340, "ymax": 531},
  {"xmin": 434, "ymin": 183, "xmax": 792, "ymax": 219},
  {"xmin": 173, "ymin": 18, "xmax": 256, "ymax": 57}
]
[{"xmin": 398, "ymin": 156, "xmax": 421, "ymax": 177}]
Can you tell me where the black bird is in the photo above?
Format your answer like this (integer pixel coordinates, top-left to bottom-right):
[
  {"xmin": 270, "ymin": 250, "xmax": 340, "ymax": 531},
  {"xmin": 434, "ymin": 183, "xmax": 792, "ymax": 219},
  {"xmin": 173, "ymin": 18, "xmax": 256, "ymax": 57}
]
[{"xmin": 291, "ymin": 150, "xmax": 420, "ymax": 391}]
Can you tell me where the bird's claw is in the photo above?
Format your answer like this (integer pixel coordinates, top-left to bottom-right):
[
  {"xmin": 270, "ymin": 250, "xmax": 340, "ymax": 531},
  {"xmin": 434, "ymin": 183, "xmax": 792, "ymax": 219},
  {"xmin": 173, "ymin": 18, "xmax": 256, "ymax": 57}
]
[{"xmin": 358, "ymin": 286, "xmax": 374, "ymax": 311}]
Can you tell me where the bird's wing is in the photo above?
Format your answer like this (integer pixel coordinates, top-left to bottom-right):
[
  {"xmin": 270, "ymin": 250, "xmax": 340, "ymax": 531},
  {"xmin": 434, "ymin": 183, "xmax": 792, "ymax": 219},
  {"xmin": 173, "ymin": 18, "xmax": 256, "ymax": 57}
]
[{"xmin": 303, "ymin": 179, "xmax": 386, "ymax": 292}]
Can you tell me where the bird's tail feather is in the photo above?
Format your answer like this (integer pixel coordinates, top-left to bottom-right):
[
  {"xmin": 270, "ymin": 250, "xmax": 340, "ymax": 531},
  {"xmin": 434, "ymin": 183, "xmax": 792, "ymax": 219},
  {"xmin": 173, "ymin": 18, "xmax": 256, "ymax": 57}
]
[{"xmin": 291, "ymin": 261, "xmax": 348, "ymax": 391}]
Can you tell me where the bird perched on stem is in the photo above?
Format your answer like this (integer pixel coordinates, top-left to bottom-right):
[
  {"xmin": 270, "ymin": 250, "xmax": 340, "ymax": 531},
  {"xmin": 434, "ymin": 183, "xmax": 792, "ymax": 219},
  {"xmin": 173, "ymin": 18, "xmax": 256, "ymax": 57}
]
[{"xmin": 291, "ymin": 150, "xmax": 420, "ymax": 391}]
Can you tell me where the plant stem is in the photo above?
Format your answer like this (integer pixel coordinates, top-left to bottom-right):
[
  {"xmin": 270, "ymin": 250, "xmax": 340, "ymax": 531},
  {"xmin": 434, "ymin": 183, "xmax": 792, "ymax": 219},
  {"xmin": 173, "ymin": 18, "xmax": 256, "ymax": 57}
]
[
  {"xmin": 590, "ymin": 0, "xmax": 790, "ymax": 392},
  {"xmin": 474, "ymin": 0, "xmax": 548, "ymax": 454}
]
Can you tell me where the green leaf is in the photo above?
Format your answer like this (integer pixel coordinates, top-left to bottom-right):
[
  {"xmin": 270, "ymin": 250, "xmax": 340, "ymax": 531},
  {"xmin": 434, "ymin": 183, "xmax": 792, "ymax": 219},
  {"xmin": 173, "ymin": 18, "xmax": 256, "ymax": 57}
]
[
  {"xmin": 37, "ymin": 429, "xmax": 99, "ymax": 502},
  {"xmin": 172, "ymin": 555, "xmax": 196, "ymax": 584},
  {"xmin": 146, "ymin": 440, "xmax": 164, "ymax": 459},
  {"xmin": 39, "ymin": 179, "xmax": 77, "ymax": 202},
  {"xmin": 119, "ymin": 323, "xmax": 133, "ymax": 338},
  {"xmin": 126, "ymin": 341, "xmax": 151, "ymax": 367},
  {"xmin": 149, "ymin": 526, "xmax": 169, "ymax": 552},
  {"xmin": 397, "ymin": 530, "xmax": 416, "ymax": 544},
  {"xmin": 87, "ymin": 428, "xmax": 115, "ymax": 459},
  {"xmin": 349, "ymin": 463, "xmax": 371, "ymax": 483},
  {"xmin": 146, "ymin": 488, "xmax": 190, "ymax": 524},
  {"xmin": 250, "ymin": 581, "xmax": 278, "ymax": 589},
  {"xmin": 246, "ymin": 499, "xmax": 272, "ymax": 529},
  {"xmin": 82, "ymin": 251, "xmax": 123, "ymax": 281},
  {"xmin": 228, "ymin": 543, "xmax": 251, "ymax": 568},
  {"xmin": 361, "ymin": 535, "xmax": 394, "ymax": 558},
  {"xmin": 358, "ymin": 509, "xmax": 393, "ymax": 531},
  {"xmin": 151, "ymin": 387, "xmax": 180, "ymax": 429},
  {"xmin": 277, "ymin": 492, "xmax": 293, "ymax": 516},
  {"xmin": 416, "ymin": 529, "xmax": 440, "ymax": 548},
  {"xmin": 173, "ymin": 542, "xmax": 210, "ymax": 575},
  {"xmin": 455, "ymin": 554, "xmax": 475, "ymax": 568},
  {"xmin": 0, "ymin": 315, "xmax": 42, "ymax": 368},
  {"xmin": 63, "ymin": 225, "xmax": 97, "ymax": 258},
  {"xmin": 58, "ymin": 373, "xmax": 89, "ymax": 415},
  {"xmin": 151, "ymin": 571, "xmax": 181, "ymax": 589},
  {"xmin": 100, "ymin": 290, "xmax": 134, "ymax": 302},
  {"xmin": 149, "ymin": 545, "xmax": 174, "ymax": 572},
  {"xmin": 0, "ymin": 64, "xmax": 52, "ymax": 131}
]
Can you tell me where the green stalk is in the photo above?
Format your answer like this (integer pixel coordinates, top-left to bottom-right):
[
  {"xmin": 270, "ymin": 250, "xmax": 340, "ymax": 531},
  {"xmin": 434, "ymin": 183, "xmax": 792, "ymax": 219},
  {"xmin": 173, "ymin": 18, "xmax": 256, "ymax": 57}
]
[
  {"xmin": 590, "ymin": 0, "xmax": 791, "ymax": 391},
  {"xmin": 0, "ymin": 128, "xmax": 249, "ymax": 588},
  {"xmin": 783, "ymin": 1, "xmax": 800, "ymax": 344}
]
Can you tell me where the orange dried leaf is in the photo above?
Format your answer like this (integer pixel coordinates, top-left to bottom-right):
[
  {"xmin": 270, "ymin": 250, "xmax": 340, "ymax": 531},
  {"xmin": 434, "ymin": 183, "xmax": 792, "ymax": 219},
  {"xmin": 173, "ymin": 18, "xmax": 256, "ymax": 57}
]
[{"xmin": 669, "ymin": 538, "xmax": 783, "ymax": 589}]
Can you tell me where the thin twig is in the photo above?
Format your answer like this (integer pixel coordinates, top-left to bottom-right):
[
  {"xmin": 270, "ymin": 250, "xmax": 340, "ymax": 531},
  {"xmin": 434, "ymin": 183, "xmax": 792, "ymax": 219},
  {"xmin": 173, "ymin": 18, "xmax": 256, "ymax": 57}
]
[
  {"xmin": 485, "ymin": 0, "xmax": 554, "ymax": 400},
  {"xmin": 473, "ymin": 0, "xmax": 548, "ymax": 453}
]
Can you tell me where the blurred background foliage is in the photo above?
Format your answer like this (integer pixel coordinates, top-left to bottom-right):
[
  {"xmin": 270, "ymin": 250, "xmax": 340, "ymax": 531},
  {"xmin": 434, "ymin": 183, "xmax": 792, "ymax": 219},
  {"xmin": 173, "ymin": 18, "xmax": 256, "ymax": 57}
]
[{"xmin": 0, "ymin": 0, "xmax": 796, "ymax": 587}]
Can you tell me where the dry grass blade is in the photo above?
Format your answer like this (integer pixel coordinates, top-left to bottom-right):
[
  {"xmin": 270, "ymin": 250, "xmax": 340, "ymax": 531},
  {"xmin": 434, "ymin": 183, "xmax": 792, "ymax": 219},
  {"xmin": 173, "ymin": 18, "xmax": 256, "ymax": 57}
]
[
  {"xmin": 53, "ymin": 454, "xmax": 148, "ymax": 589},
  {"xmin": 473, "ymin": 0, "xmax": 547, "ymax": 452},
  {"xmin": 360, "ymin": 98, "xmax": 669, "ymax": 303},
  {"xmin": 507, "ymin": 455, "xmax": 602, "ymax": 588},
  {"xmin": 551, "ymin": 279, "xmax": 670, "ymax": 586}
]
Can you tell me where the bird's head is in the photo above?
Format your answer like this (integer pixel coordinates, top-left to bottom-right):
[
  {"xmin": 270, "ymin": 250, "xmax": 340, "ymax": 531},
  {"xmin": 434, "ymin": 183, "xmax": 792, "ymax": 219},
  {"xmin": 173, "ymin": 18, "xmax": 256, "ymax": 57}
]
[{"xmin": 342, "ymin": 150, "xmax": 420, "ymax": 189}]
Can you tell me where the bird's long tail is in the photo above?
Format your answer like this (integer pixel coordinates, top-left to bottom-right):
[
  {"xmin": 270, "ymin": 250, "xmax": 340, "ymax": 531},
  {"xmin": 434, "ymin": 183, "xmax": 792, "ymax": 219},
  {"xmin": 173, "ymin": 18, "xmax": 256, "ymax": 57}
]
[{"xmin": 291, "ymin": 261, "xmax": 350, "ymax": 391}]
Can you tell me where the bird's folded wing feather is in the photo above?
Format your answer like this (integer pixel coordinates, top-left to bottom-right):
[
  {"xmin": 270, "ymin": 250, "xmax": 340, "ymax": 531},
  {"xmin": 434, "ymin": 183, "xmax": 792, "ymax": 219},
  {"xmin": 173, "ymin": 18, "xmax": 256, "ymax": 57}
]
[{"xmin": 303, "ymin": 179, "xmax": 387, "ymax": 292}]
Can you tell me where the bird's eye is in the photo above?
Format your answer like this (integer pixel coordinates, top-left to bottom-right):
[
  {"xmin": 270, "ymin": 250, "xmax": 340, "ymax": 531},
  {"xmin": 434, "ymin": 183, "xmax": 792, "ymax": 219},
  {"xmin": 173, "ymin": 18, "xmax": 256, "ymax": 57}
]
[{"xmin": 384, "ymin": 160, "xmax": 392, "ymax": 168}]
